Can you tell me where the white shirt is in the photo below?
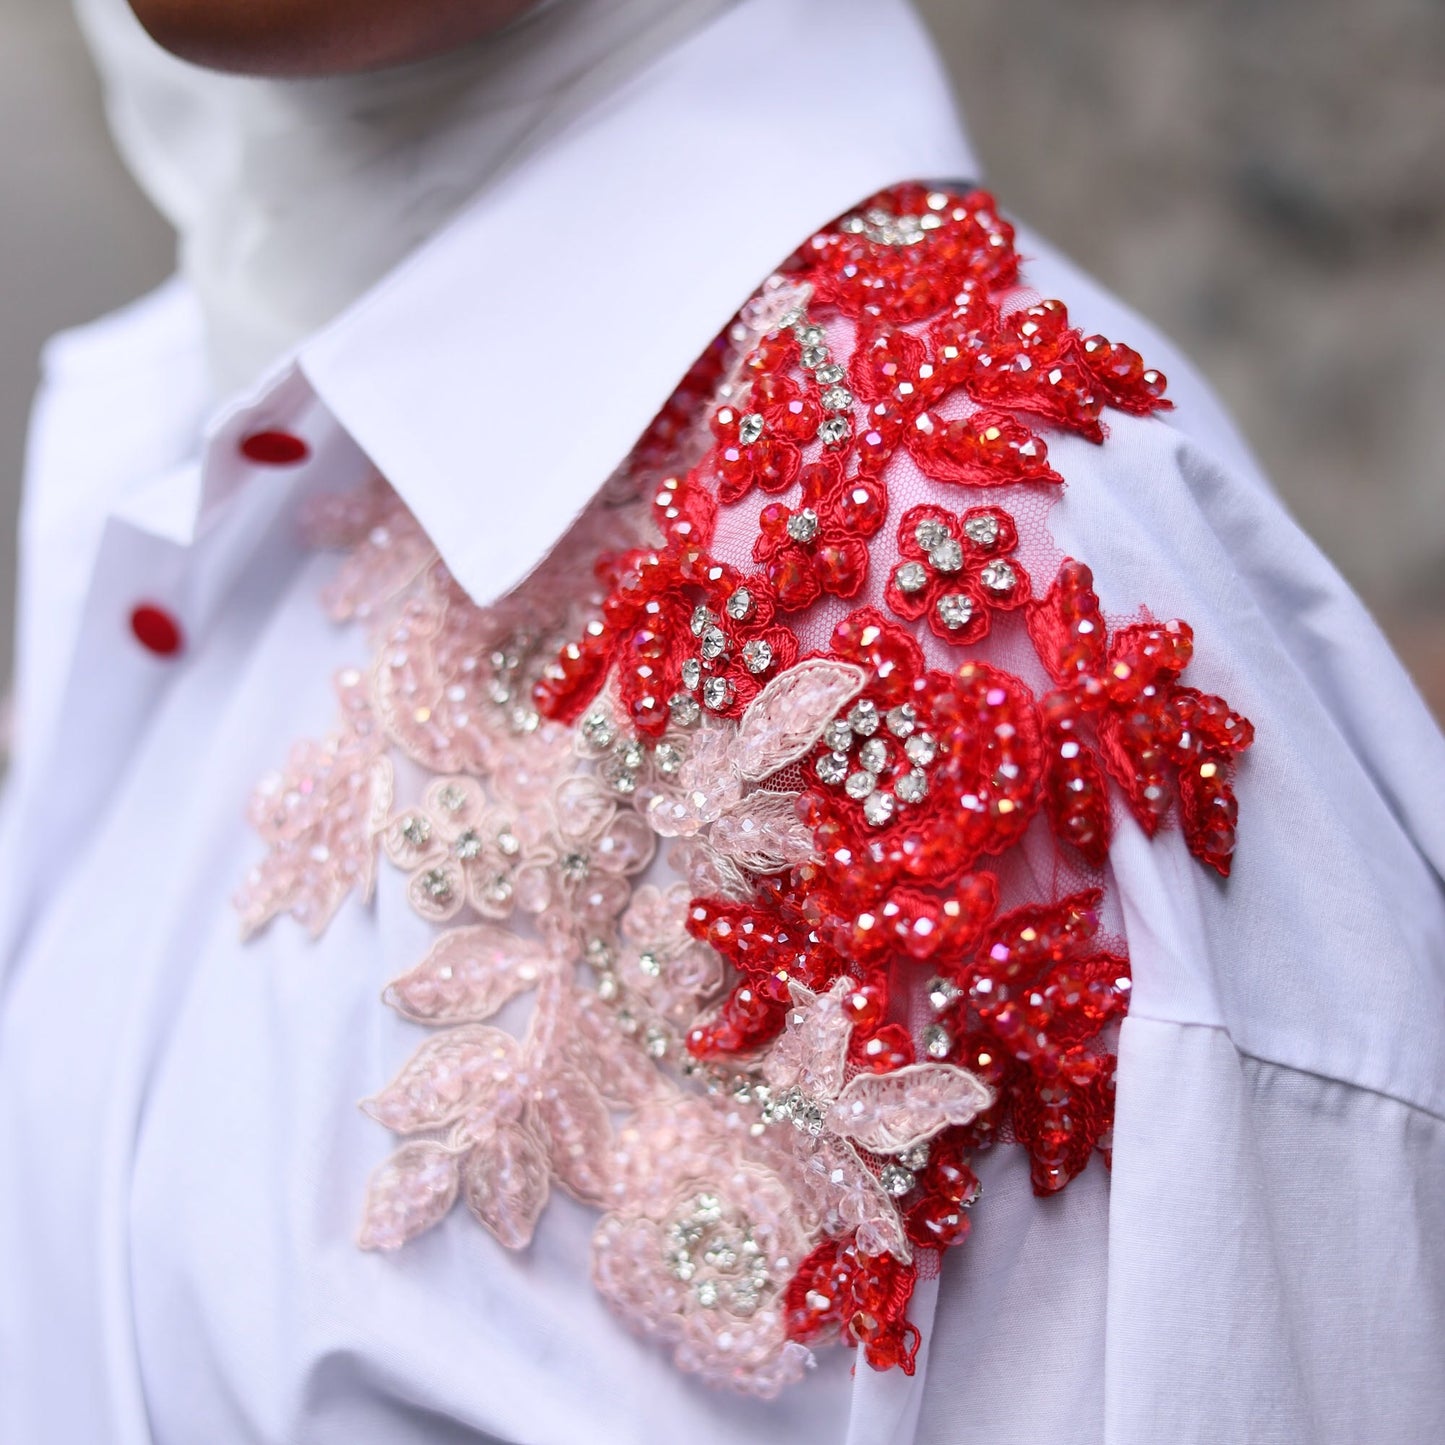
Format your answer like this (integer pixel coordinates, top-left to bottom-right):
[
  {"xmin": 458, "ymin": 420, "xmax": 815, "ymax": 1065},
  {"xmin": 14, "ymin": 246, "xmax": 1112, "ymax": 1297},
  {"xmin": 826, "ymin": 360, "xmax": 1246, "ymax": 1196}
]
[{"xmin": 2, "ymin": 2, "xmax": 1443, "ymax": 1442}]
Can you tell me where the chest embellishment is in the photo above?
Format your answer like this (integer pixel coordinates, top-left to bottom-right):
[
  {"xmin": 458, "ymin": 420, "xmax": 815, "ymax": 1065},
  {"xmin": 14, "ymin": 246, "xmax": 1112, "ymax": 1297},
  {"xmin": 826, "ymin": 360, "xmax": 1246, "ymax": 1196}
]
[{"xmin": 238, "ymin": 184, "xmax": 1253, "ymax": 1395}]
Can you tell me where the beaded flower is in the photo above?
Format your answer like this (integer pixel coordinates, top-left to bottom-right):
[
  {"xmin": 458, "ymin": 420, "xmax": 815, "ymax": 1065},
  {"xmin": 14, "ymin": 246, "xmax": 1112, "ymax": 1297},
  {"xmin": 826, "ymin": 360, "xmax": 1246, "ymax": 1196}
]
[{"xmin": 238, "ymin": 183, "xmax": 1252, "ymax": 1396}]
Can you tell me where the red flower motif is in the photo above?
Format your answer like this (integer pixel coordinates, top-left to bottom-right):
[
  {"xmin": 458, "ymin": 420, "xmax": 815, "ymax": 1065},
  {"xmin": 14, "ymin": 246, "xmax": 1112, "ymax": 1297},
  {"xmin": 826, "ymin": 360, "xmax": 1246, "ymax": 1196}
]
[
  {"xmin": 883, "ymin": 503, "xmax": 1031, "ymax": 646},
  {"xmin": 784, "ymin": 1237, "xmax": 921, "ymax": 1374},
  {"xmin": 1027, "ymin": 560, "xmax": 1254, "ymax": 874},
  {"xmin": 752, "ymin": 458, "xmax": 885, "ymax": 610},
  {"xmin": 711, "ymin": 361, "xmax": 822, "ymax": 504}
]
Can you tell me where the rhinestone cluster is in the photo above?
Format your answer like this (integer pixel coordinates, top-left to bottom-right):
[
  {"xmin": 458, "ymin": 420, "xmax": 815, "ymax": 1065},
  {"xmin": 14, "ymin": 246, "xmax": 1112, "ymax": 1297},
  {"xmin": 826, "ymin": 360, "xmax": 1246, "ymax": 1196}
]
[
  {"xmin": 665, "ymin": 1191, "xmax": 771, "ymax": 1317},
  {"xmin": 814, "ymin": 699, "xmax": 937, "ymax": 827}
]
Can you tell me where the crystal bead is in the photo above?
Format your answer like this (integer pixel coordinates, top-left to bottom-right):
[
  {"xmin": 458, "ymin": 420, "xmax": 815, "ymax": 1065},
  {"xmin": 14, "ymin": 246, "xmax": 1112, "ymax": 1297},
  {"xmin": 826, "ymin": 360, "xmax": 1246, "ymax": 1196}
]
[
  {"xmin": 700, "ymin": 626, "xmax": 728, "ymax": 661},
  {"xmin": 815, "ymin": 751, "xmax": 850, "ymax": 785},
  {"xmin": 824, "ymin": 719, "xmax": 854, "ymax": 753},
  {"xmin": 738, "ymin": 412, "xmax": 765, "ymax": 445},
  {"xmin": 821, "ymin": 385, "xmax": 854, "ymax": 413},
  {"xmin": 637, "ymin": 950, "xmax": 662, "ymax": 977},
  {"xmin": 452, "ymin": 828, "xmax": 483, "ymax": 860},
  {"xmin": 898, "ymin": 1143, "xmax": 931, "ymax": 1170},
  {"xmin": 420, "ymin": 868, "xmax": 452, "ymax": 901},
  {"xmin": 914, "ymin": 517, "xmax": 950, "ymax": 551},
  {"xmin": 922, "ymin": 1023, "xmax": 953, "ymax": 1059},
  {"xmin": 702, "ymin": 676, "xmax": 734, "ymax": 711},
  {"xmin": 644, "ymin": 1026, "xmax": 669, "ymax": 1059},
  {"xmin": 800, "ymin": 344, "xmax": 828, "ymax": 369},
  {"xmin": 848, "ymin": 700, "xmax": 880, "ymax": 736},
  {"xmin": 725, "ymin": 586, "xmax": 755, "ymax": 621},
  {"xmin": 858, "ymin": 737, "xmax": 888, "ymax": 773},
  {"xmin": 818, "ymin": 416, "xmax": 851, "ymax": 447},
  {"xmin": 495, "ymin": 828, "xmax": 521, "ymax": 857},
  {"xmin": 669, "ymin": 692, "xmax": 701, "ymax": 726},
  {"xmin": 980, "ymin": 559, "xmax": 1017, "ymax": 595},
  {"xmin": 905, "ymin": 732, "xmax": 937, "ymax": 766},
  {"xmin": 879, "ymin": 1164, "xmax": 917, "ymax": 1197},
  {"xmin": 963, "ymin": 512, "xmax": 1001, "ymax": 546},
  {"xmin": 927, "ymin": 976, "xmax": 962, "ymax": 1012},
  {"xmin": 400, "ymin": 816, "xmax": 431, "ymax": 848},
  {"xmin": 581, "ymin": 712, "xmax": 617, "ymax": 748},
  {"xmin": 894, "ymin": 768, "xmax": 929, "ymax": 804},
  {"xmin": 886, "ymin": 704, "xmax": 917, "ymax": 737},
  {"xmin": 845, "ymin": 770, "xmax": 877, "ymax": 800},
  {"xmin": 653, "ymin": 742, "xmax": 684, "ymax": 775},
  {"xmin": 863, "ymin": 790, "xmax": 896, "ymax": 826},
  {"xmin": 596, "ymin": 972, "xmax": 620, "ymax": 1002},
  {"xmin": 787, "ymin": 508, "xmax": 820, "ymax": 543},
  {"xmin": 894, "ymin": 561, "xmax": 928, "ymax": 594},
  {"xmin": 794, "ymin": 324, "xmax": 826, "ymax": 348},
  {"xmin": 690, "ymin": 605, "xmax": 716, "ymax": 637},
  {"xmin": 936, "ymin": 593, "xmax": 975, "ymax": 630},
  {"xmin": 814, "ymin": 362, "xmax": 846, "ymax": 386},
  {"xmin": 680, "ymin": 657, "xmax": 702, "ymax": 690},
  {"xmin": 742, "ymin": 638, "xmax": 774, "ymax": 674},
  {"xmin": 694, "ymin": 1280, "xmax": 720, "ymax": 1309},
  {"xmin": 929, "ymin": 537, "xmax": 964, "ymax": 573}
]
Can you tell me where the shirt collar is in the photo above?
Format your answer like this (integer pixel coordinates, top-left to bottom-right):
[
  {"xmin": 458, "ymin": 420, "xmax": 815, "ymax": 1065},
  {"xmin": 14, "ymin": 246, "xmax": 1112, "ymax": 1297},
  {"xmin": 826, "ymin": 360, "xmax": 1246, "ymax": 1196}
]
[{"xmin": 241, "ymin": 0, "xmax": 978, "ymax": 608}]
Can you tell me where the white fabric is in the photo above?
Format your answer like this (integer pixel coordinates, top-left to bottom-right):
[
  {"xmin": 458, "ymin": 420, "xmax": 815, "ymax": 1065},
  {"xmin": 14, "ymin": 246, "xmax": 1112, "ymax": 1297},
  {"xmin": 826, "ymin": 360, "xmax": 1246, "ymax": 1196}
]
[
  {"xmin": 72, "ymin": 0, "xmax": 741, "ymax": 392},
  {"xmin": 3, "ymin": 0, "xmax": 1445, "ymax": 1441}
]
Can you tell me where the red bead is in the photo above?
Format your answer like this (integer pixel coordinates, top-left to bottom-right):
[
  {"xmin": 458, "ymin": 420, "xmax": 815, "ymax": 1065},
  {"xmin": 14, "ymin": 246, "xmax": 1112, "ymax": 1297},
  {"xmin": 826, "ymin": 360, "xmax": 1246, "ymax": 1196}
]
[
  {"xmin": 906, "ymin": 1193, "xmax": 972, "ymax": 1249},
  {"xmin": 129, "ymin": 604, "xmax": 183, "ymax": 657},
  {"xmin": 239, "ymin": 429, "xmax": 309, "ymax": 465}
]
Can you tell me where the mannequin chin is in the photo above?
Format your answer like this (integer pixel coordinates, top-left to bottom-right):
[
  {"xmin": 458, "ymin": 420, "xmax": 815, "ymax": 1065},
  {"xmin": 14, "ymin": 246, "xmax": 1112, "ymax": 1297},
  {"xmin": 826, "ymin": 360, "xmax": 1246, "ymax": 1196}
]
[{"xmin": 127, "ymin": 0, "xmax": 547, "ymax": 76}]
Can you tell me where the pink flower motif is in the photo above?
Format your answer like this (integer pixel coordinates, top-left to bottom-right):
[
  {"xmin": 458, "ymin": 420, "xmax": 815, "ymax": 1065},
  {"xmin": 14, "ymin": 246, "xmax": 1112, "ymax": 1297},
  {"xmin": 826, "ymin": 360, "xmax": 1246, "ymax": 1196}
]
[
  {"xmin": 762, "ymin": 980, "xmax": 995, "ymax": 1259},
  {"xmin": 617, "ymin": 883, "xmax": 724, "ymax": 1028},
  {"xmin": 593, "ymin": 1098, "xmax": 818, "ymax": 1397}
]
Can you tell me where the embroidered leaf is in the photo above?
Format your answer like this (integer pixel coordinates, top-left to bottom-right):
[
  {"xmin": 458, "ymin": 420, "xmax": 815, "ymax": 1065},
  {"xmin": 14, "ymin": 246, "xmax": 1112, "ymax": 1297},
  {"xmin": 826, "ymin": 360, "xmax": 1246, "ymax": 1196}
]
[
  {"xmin": 568, "ymin": 992, "xmax": 661, "ymax": 1107},
  {"xmin": 382, "ymin": 926, "xmax": 549, "ymax": 1024},
  {"xmin": 535, "ymin": 1069, "xmax": 613, "ymax": 1203},
  {"xmin": 733, "ymin": 658, "xmax": 868, "ymax": 781},
  {"xmin": 460, "ymin": 1116, "xmax": 550, "ymax": 1249},
  {"xmin": 357, "ymin": 1141, "xmax": 460, "ymax": 1250},
  {"xmin": 710, "ymin": 789, "xmax": 813, "ymax": 874},
  {"xmin": 828, "ymin": 1063, "xmax": 995, "ymax": 1155},
  {"xmin": 362, "ymin": 1024, "xmax": 519, "ymax": 1133}
]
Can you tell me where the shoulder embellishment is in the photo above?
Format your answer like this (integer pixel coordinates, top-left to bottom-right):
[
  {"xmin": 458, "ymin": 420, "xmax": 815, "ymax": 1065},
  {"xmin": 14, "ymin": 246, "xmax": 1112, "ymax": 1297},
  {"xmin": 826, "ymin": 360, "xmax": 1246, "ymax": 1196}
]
[{"xmin": 237, "ymin": 184, "xmax": 1252, "ymax": 1395}]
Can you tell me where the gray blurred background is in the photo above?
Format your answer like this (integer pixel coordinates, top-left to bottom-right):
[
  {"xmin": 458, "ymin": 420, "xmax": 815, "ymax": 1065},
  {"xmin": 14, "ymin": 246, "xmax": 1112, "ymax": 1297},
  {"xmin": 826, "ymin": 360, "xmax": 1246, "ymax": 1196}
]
[{"xmin": 2, "ymin": 0, "xmax": 1443, "ymax": 716}]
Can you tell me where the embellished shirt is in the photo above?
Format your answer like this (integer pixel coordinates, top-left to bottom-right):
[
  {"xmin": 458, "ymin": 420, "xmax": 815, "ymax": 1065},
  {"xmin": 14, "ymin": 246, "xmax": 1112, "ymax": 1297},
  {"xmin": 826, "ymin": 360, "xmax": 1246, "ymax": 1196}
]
[{"xmin": 3, "ymin": 3, "xmax": 1444, "ymax": 1442}]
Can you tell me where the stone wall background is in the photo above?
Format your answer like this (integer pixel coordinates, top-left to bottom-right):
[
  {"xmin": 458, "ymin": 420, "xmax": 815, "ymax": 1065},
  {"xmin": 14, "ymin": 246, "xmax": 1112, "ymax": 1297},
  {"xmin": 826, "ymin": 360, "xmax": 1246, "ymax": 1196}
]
[{"xmin": 1, "ymin": 0, "xmax": 1442, "ymax": 714}]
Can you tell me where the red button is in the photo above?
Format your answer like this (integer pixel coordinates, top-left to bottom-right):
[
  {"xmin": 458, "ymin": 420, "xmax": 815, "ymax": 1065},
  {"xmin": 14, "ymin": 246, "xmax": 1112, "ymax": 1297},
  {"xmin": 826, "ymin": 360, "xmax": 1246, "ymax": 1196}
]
[
  {"xmin": 239, "ymin": 429, "xmax": 309, "ymax": 465},
  {"xmin": 130, "ymin": 604, "xmax": 184, "ymax": 657}
]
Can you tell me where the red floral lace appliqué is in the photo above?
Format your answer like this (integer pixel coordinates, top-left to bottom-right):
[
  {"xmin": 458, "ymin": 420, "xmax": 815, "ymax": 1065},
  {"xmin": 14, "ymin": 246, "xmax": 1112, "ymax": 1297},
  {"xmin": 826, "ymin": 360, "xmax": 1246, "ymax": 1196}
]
[{"xmin": 239, "ymin": 183, "xmax": 1252, "ymax": 1398}]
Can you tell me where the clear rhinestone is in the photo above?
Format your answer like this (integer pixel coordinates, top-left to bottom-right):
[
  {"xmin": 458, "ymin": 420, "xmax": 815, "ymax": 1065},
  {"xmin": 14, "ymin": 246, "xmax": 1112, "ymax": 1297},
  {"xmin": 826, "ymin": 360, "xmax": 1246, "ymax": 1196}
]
[
  {"xmin": 596, "ymin": 971, "xmax": 620, "ymax": 1002},
  {"xmin": 898, "ymin": 1143, "xmax": 931, "ymax": 1170},
  {"xmin": 700, "ymin": 626, "xmax": 729, "ymax": 661},
  {"xmin": 694, "ymin": 1280, "xmax": 720, "ymax": 1309},
  {"xmin": 726, "ymin": 586, "xmax": 755, "ymax": 621},
  {"xmin": 818, "ymin": 416, "xmax": 851, "ymax": 447},
  {"xmin": 644, "ymin": 1026, "xmax": 669, "ymax": 1059},
  {"xmin": 845, "ymin": 770, "xmax": 876, "ymax": 800},
  {"xmin": 704, "ymin": 1238, "xmax": 739, "ymax": 1270},
  {"xmin": 963, "ymin": 512, "xmax": 1001, "ymax": 547},
  {"xmin": 821, "ymin": 385, "xmax": 854, "ymax": 413},
  {"xmin": 847, "ymin": 700, "xmax": 880, "ymax": 736},
  {"xmin": 680, "ymin": 657, "xmax": 702, "ymax": 690},
  {"xmin": 814, "ymin": 362, "xmax": 846, "ymax": 385},
  {"xmin": 800, "ymin": 344, "xmax": 828, "ymax": 369},
  {"xmin": 729, "ymin": 1282, "xmax": 762, "ymax": 1317},
  {"xmin": 922, "ymin": 1023, "xmax": 954, "ymax": 1059},
  {"xmin": 669, "ymin": 692, "xmax": 701, "ymax": 726},
  {"xmin": 823, "ymin": 718, "xmax": 854, "ymax": 752},
  {"xmin": 702, "ymin": 676, "xmax": 734, "ymax": 711},
  {"xmin": 690, "ymin": 605, "xmax": 717, "ymax": 637},
  {"xmin": 742, "ymin": 639, "xmax": 774, "ymax": 674},
  {"xmin": 653, "ymin": 742, "xmax": 684, "ymax": 776},
  {"xmin": 886, "ymin": 704, "xmax": 917, "ymax": 737},
  {"xmin": 794, "ymin": 323, "xmax": 826, "ymax": 348},
  {"xmin": 637, "ymin": 949, "xmax": 662, "ymax": 978},
  {"xmin": 979, "ymin": 559, "xmax": 1017, "ymax": 595},
  {"xmin": 495, "ymin": 827, "xmax": 521, "ymax": 858},
  {"xmin": 879, "ymin": 1164, "xmax": 917, "ymax": 1197},
  {"xmin": 815, "ymin": 751, "xmax": 850, "ymax": 785},
  {"xmin": 581, "ymin": 712, "xmax": 617, "ymax": 748},
  {"xmin": 738, "ymin": 412, "xmax": 765, "ymax": 445},
  {"xmin": 452, "ymin": 828, "xmax": 483, "ymax": 860},
  {"xmin": 936, "ymin": 593, "xmax": 975, "ymax": 630},
  {"xmin": 894, "ymin": 560, "xmax": 929, "ymax": 594},
  {"xmin": 586, "ymin": 937, "xmax": 614, "ymax": 968},
  {"xmin": 929, "ymin": 537, "xmax": 965, "ymax": 573},
  {"xmin": 400, "ymin": 815, "xmax": 431, "ymax": 849},
  {"xmin": 419, "ymin": 868, "xmax": 452, "ymax": 901},
  {"xmin": 786, "ymin": 508, "xmax": 820, "ymax": 544},
  {"xmin": 914, "ymin": 517, "xmax": 950, "ymax": 552},
  {"xmin": 436, "ymin": 783, "xmax": 466, "ymax": 814},
  {"xmin": 927, "ymin": 976, "xmax": 962, "ymax": 1012},
  {"xmin": 894, "ymin": 768, "xmax": 929, "ymax": 804},
  {"xmin": 863, "ymin": 790, "xmax": 896, "ymax": 826},
  {"xmin": 858, "ymin": 737, "xmax": 888, "ymax": 773},
  {"xmin": 618, "ymin": 740, "xmax": 645, "ymax": 771},
  {"xmin": 905, "ymin": 732, "xmax": 938, "ymax": 766},
  {"xmin": 560, "ymin": 851, "xmax": 590, "ymax": 881}
]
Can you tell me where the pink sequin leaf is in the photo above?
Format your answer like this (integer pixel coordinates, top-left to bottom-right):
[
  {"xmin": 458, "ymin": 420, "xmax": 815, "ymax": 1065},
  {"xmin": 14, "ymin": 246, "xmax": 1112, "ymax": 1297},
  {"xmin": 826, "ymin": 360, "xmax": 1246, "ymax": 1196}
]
[
  {"xmin": 535, "ymin": 1068, "xmax": 614, "ymax": 1203},
  {"xmin": 460, "ymin": 1114, "xmax": 551, "ymax": 1249},
  {"xmin": 381, "ymin": 926, "xmax": 551, "ymax": 1024},
  {"xmin": 710, "ymin": 790, "xmax": 814, "ymax": 875},
  {"xmin": 732, "ymin": 658, "xmax": 868, "ymax": 782},
  {"xmin": 827, "ymin": 1063, "xmax": 995, "ymax": 1156},
  {"xmin": 361, "ymin": 1024, "xmax": 520, "ymax": 1134},
  {"xmin": 357, "ymin": 1140, "xmax": 461, "ymax": 1250}
]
